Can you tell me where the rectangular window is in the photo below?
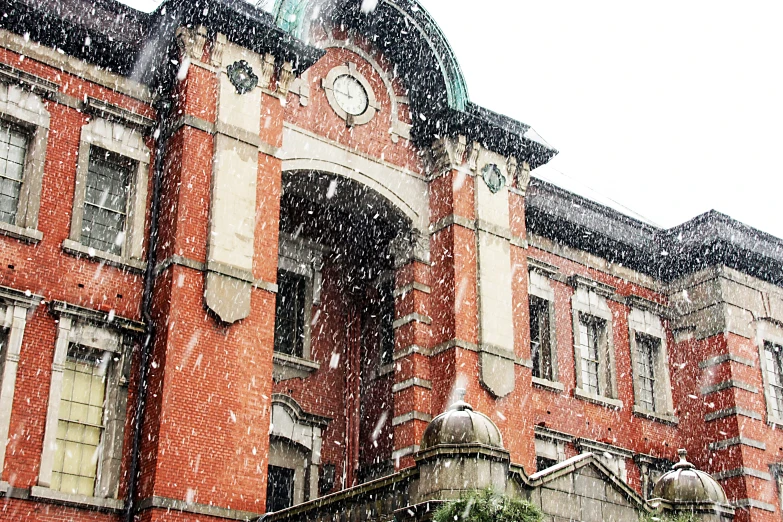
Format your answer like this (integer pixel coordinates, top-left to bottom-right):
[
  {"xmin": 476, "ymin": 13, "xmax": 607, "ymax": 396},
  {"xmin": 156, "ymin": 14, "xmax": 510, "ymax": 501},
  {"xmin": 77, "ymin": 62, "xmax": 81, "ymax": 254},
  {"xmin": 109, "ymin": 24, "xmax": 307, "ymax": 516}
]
[
  {"xmin": 635, "ymin": 333, "xmax": 660, "ymax": 412},
  {"xmin": 578, "ymin": 314, "xmax": 606, "ymax": 396},
  {"xmin": 81, "ymin": 147, "xmax": 134, "ymax": 256},
  {"xmin": 274, "ymin": 270, "xmax": 307, "ymax": 358},
  {"xmin": 266, "ymin": 465, "xmax": 295, "ymax": 512},
  {"xmin": 530, "ymin": 295, "xmax": 553, "ymax": 381},
  {"xmin": 765, "ymin": 341, "xmax": 783, "ymax": 418},
  {"xmin": 51, "ymin": 345, "xmax": 108, "ymax": 496},
  {"xmin": 0, "ymin": 121, "xmax": 28, "ymax": 225}
]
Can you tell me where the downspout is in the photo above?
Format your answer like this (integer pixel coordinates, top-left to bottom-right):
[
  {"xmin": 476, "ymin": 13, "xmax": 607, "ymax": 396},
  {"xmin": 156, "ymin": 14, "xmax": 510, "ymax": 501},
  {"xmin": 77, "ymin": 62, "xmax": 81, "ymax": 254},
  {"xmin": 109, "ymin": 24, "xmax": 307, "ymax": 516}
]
[{"xmin": 124, "ymin": 93, "xmax": 172, "ymax": 522}]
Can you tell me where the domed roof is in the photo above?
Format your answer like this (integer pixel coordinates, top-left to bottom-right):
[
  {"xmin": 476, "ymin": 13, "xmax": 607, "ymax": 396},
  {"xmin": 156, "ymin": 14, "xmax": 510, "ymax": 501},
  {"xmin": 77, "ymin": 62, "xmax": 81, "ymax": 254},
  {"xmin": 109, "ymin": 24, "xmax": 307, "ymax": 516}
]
[
  {"xmin": 420, "ymin": 394, "xmax": 503, "ymax": 451},
  {"xmin": 652, "ymin": 450, "xmax": 728, "ymax": 505}
]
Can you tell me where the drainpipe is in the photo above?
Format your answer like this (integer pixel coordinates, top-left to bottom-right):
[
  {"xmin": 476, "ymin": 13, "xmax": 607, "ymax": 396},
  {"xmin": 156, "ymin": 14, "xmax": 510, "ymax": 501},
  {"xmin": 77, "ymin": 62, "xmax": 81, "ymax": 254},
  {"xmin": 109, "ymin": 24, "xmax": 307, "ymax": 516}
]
[{"xmin": 124, "ymin": 93, "xmax": 172, "ymax": 522}]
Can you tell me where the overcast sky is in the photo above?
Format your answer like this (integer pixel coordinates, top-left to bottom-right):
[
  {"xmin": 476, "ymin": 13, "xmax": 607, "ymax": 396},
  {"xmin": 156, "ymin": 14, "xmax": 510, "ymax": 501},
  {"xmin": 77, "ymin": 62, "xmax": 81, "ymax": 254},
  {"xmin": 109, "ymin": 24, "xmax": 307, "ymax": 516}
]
[{"xmin": 121, "ymin": 0, "xmax": 783, "ymax": 238}]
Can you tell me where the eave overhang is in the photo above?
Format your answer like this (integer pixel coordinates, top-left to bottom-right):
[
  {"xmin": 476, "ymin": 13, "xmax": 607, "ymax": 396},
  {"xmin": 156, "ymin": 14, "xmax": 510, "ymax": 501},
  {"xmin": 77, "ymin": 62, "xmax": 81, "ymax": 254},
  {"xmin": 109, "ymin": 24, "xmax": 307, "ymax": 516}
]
[
  {"xmin": 0, "ymin": 0, "xmax": 324, "ymax": 88},
  {"xmin": 527, "ymin": 178, "xmax": 783, "ymax": 285}
]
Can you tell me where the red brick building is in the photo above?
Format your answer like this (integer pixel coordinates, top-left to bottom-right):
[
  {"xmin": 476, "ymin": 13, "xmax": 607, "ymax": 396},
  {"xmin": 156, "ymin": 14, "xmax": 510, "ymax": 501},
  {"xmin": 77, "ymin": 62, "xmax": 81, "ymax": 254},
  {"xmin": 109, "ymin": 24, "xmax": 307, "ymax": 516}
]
[{"xmin": 0, "ymin": 0, "xmax": 779, "ymax": 521}]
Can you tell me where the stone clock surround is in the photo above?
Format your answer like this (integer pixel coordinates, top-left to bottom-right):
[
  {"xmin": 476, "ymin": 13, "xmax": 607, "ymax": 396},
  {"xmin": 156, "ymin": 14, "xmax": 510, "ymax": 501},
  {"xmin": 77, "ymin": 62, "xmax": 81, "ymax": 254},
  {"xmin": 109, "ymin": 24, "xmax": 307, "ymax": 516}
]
[{"xmin": 321, "ymin": 62, "xmax": 379, "ymax": 126}]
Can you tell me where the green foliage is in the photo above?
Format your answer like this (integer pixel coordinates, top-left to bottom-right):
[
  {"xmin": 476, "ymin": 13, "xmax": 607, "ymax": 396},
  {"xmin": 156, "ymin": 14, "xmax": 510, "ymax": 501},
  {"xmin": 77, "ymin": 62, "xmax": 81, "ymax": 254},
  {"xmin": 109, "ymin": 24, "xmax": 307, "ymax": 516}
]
[
  {"xmin": 640, "ymin": 512, "xmax": 697, "ymax": 522},
  {"xmin": 432, "ymin": 489, "xmax": 542, "ymax": 522}
]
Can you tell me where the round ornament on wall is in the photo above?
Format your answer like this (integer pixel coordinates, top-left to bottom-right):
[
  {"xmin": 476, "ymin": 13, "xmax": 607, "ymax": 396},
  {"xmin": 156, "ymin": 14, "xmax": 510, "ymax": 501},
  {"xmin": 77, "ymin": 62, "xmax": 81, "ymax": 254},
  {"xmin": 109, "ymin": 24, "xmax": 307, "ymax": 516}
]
[{"xmin": 322, "ymin": 62, "xmax": 379, "ymax": 126}]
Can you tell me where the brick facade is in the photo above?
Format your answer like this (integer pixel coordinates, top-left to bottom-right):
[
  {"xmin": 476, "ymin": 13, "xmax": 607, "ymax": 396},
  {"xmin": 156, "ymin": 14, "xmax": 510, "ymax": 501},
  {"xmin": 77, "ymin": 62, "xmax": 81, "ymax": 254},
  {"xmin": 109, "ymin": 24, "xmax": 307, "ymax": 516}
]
[{"xmin": 0, "ymin": 1, "xmax": 779, "ymax": 521}]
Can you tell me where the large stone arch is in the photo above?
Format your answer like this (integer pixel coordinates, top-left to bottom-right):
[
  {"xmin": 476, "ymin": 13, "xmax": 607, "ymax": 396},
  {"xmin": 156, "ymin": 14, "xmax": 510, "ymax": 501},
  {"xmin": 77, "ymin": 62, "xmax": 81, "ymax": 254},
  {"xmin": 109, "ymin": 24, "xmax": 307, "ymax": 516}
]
[{"xmin": 280, "ymin": 124, "xmax": 430, "ymax": 242}]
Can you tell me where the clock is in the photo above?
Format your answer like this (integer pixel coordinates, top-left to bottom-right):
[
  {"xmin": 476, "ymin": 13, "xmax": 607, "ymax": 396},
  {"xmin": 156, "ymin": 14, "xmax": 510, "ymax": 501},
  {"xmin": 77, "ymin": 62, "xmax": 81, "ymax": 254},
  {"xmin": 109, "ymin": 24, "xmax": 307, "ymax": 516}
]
[
  {"xmin": 322, "ymin": 63, "xmax": 378, "ymax": 125},
  {"xmin": 333, "ymin": 74, "xmax": 369, "ymax": 116}
]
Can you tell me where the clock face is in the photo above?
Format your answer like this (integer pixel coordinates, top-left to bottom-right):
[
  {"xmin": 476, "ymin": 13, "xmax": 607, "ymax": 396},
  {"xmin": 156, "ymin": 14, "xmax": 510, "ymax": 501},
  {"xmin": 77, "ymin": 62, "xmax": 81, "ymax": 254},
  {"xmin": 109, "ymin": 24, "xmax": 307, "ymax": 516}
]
[{"xmin": 332, "ymin": 74, "xmax": 369, "ymax": 116}]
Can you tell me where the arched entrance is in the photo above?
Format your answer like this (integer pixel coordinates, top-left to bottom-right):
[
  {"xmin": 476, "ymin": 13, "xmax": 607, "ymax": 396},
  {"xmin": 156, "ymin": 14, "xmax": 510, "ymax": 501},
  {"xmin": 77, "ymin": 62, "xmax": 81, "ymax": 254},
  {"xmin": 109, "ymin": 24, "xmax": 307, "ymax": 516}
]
[{"xmin": 269, "ymin": 168, "xmax": 424, "ymax": 503}]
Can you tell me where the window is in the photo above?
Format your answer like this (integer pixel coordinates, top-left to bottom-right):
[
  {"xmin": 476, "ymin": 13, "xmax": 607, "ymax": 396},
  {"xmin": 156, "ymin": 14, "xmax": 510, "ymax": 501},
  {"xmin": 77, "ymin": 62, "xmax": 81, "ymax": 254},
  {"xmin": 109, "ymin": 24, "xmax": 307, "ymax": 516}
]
[
  {"xmin": 272, "ymin": 235, "xmax": 324, "ymax": 381},
  {"xmin": 0, "ymin": 121, "xmax": 29, "ymax": 225},
  {"xmin": 51, "ymin": 345, "xmax": 108, "ymax": 496},
  {"xmin": 764, "ymin": 341, "xmax": 783, "ymax": 419},
  {"xmin": 530, "ymin": 295, "xmax": 553, "ymax": 381},
  {"xmin": 0, "ymin": 81, "xmax": 50, "ymax": 241},
  {"xmin": 628, "ymin": 306, "xmax": 675, "ymax": 420},
  {"xmin": 268, "ymin": 396, "xmax": 330, "ymax": 510},
  {"xmin": 536, "ymin": 456, "xmax": 557, "ymax": 472},
  {"xmin": 577, "ymin": 314, "xmax": 608, "ymax": 396},
  {"xmin": 635, "ymin": 333, "xmax": 659, "ymax": 412},
  {"xmin": 266, "ymin": 465, "xmax": 295, "ymax": 512},
  {"xmin": 533, "ymin": 428, "xmax": 567, "ymax": 473},
  {"xmin": 635, "ymin": 455, "xmax": 673, "ymax": 499},
  {"xmin": 80, "ymin": 148, "xmax": 134, "ymax": 257},
  {"xmin": 38, "ymin": 303, "xmax": 138, "ymax": 502},
  {"xmin": 570, "ymin": 280, "xmax": 620, "ymax": 407},
  {"xmin": 528, "ymin": 266, "xmax": 559, "ymax": 388},
  {"xmin": 65, "ymin": 116, "xmax": 150, "ymax": 269},
  {"xmin": 274, "ymin": 270, "xmax": 307, "ymax": 358}
]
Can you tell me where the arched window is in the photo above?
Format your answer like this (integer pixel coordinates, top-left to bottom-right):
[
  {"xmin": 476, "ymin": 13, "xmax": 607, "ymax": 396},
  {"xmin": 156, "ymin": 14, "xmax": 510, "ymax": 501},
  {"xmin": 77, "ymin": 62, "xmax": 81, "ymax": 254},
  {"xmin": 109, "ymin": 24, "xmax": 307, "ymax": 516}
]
[{"xmin": 267, "ymin": 395, "xmax": 330, "ymax": 512}]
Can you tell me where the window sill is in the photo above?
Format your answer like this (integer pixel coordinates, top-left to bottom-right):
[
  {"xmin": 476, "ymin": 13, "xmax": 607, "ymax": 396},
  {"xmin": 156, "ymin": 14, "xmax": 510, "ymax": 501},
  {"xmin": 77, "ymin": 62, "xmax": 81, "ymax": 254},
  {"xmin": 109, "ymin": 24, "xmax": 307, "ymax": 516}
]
[
  {"xmin": 633, "ymin": 406, "xmax": 679, "ymax": 425},
  {"xmin": 532, "ymin": 377, "xmax": 565, "ymax": 393},
  {"xmin": 574, "ymin": 388, "xmax": 623, "ymax": 409},
  {"xmin": 273, "ymin": 352, "xmax": 321, "ymax": 382},
  {"xmin": 30, "ymin": 486, "xmax": 124, "ymax": 511},
  {"xmin": 767, "ymin": 416, "xmax": 783, "ymax": 429},
  {"xmin": 62, "ymin": 239, "xmax": 146, "ymax": 273},
  {"xmin": 0, "ymin": 221, "xmax": 42, "ymax": 243}
]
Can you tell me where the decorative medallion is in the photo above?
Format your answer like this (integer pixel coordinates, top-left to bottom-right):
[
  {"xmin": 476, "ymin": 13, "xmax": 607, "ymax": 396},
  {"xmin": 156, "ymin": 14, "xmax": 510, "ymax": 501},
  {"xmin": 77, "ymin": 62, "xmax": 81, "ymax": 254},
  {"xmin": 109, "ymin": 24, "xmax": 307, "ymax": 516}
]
[
  {"xmin": 481, "ymin": 163, "xmax": 506, "ymax": 194},
  {"xmin": 227, "ymin": 60, "xmax": 259, "ymax": 95}
]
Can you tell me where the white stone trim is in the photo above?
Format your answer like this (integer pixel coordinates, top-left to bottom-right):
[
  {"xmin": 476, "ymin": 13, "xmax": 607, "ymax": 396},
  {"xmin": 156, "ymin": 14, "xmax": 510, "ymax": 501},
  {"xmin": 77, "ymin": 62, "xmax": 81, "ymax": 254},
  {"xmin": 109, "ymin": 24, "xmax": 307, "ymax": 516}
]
[
  {"xmin": 321, "ymin": 62, "xmax": 379, "ymax": 126},
  {"xmin": 68, "ymin": 116, "xmax": 150, "ymax": 264}
]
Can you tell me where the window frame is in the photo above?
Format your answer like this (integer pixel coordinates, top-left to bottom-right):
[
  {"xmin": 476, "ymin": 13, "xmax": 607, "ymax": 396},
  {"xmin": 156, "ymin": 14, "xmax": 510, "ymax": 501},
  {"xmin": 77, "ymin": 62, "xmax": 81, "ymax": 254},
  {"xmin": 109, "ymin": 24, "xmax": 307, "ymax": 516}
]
[
  {"xmin": 627, "ymin": 306, "xmax": 676, "ymax": 423},
  {"xmin": 37, "ymin": 302, "xmax": 140, "ymax": 505},
  {"xmin": 268, "ymin": 395, "xmax": 330, "ymax": 509},
  {"xmin": 0, "ymin": 286, "xmax": 41, "ymax": 484},
  {"xmin": 0, "ymin": 81, "xmax": 50, "ymax": 243},
  {"xmin": 758, "ymin": 322, "xmax": 783, "ymax": 427},
  {"xmin": 571, "ymin": 284, "xmax": 621, "ymax": 408},
  {"xmin": 528, "ymin": 269, "xmax": 558, "ymax": 387},
  {"xmin": 272, "ymin": 235, "xmax": 324, "ymax": 381},
  {"xmin": 64, "ymin": 116, "xmax": 150, "ymax": 271}
]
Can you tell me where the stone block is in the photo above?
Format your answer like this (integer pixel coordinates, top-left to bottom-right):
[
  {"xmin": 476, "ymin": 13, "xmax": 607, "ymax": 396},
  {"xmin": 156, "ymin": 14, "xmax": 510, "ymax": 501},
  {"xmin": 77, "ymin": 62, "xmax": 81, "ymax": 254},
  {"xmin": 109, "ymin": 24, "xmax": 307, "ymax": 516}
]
[
  {"xmin": 574, "ymin": 473, "xmax": 606, "ymax": 501},
  {"xmin": 602, "ymin": 503, "xmax": 639, "ymax": 522},
  {"xmin": 580, "ymin": 496, "xmax": 604, "ymax": 522},
  {"xmin": 204, "ymin": 272, "xmax": 251, "ymax": 324},
  {"xmin": 541, "ymin": 488, "xmax": 579, "ymax": 520},
  {"xmin": 480, "ymin": 351, "xmax": 515, "ymax": 398}
]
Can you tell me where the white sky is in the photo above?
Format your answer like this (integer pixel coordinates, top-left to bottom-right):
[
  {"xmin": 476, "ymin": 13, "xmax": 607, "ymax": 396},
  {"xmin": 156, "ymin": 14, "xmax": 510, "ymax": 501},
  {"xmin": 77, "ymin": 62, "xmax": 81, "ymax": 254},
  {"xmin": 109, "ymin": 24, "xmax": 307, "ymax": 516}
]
[{"xmin": 121, "ymin": 0, "xmax": 783, "ymax": 238}]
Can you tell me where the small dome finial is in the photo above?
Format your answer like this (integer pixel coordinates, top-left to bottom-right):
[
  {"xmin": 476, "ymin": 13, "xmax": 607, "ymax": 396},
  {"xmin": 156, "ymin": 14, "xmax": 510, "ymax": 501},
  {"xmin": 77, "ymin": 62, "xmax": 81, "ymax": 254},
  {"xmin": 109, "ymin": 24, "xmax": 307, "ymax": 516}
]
[
  {"xmin": 449, "ymin": 388, "xmax": 473, "ymax": 412},
  {"xmin": 673, "ymin": 449, "xmax": 695, "ymax": 470}
]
